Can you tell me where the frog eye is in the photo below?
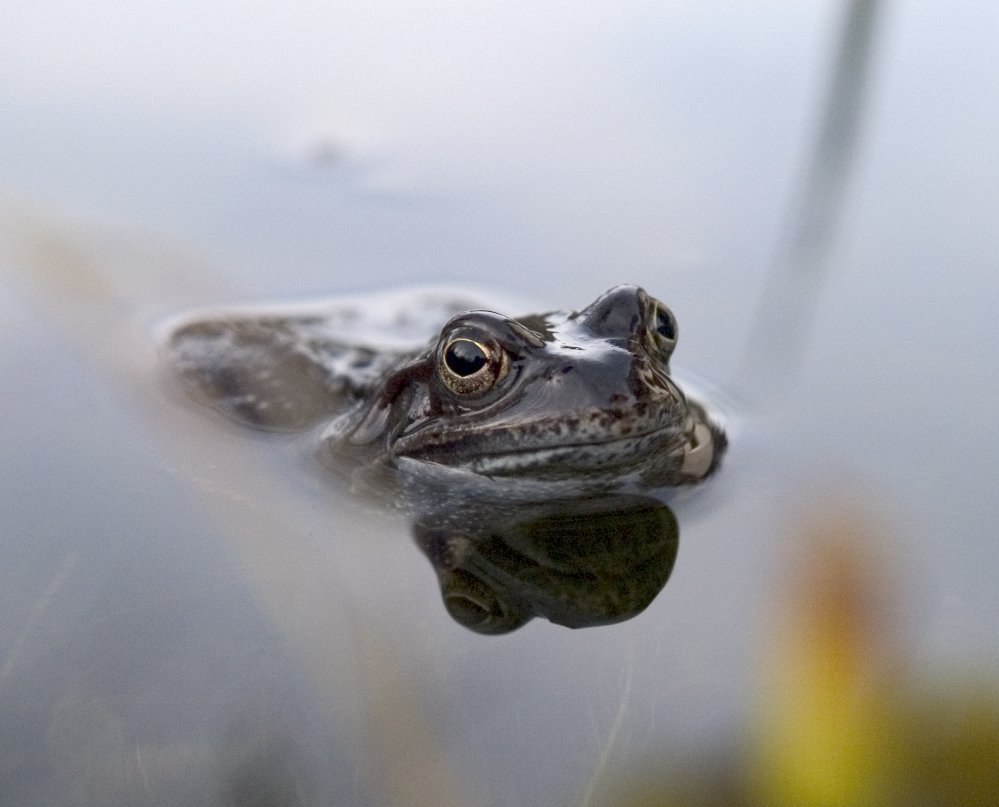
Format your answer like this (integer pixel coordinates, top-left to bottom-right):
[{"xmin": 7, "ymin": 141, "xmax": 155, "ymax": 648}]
[
  {"xmin": 646, "ymin": 301, "xmax": 677, "ymax": 359},
  {"xmin": 444, "ymin": 338, "xmax": 488, "ymax": 376},
  {"xmin": 653, "ymin": 305, "xmax": 677, "ymax": 341},
  {"xmin": 438, "ymin": 337, "xmax": 508, "ymax": 396}
]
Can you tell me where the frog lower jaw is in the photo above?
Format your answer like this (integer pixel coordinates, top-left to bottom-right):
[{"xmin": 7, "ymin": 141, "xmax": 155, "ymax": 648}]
[{"xmin": 394, "ymin": 423, "xmax": 694, "ymax": 479}]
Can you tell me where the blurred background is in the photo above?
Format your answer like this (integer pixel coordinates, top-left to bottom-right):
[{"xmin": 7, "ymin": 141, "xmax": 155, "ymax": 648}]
[{"xmin": 1, "ymin": 1, "xmax": 998, "ymax": 804}]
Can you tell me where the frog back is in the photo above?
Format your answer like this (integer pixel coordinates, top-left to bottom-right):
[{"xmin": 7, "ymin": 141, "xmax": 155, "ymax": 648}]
[{"xmin": 164, "ymin": 287, "xmax": 527, "ymax": 432}]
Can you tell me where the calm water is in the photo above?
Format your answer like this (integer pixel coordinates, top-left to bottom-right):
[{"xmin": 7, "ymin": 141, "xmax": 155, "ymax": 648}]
[{"xmin": 2, "ymin": 2, "xmax": 998, "ymax": 805}]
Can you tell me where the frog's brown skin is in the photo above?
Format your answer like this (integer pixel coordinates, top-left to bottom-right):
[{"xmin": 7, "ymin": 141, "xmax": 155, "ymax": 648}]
[{"xmin": 166, "ymin": 285, "xmax": 726, "ymax": 496}]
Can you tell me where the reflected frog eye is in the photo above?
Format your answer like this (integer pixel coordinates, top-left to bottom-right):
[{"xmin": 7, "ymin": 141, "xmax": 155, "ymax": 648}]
[
  {"xmin": 438, "ymin": 336, "xmax": 508, "ymax": 396},
  {"xmin": 441, "ymin": 570, "xmax": 531, "ymax": 634}
]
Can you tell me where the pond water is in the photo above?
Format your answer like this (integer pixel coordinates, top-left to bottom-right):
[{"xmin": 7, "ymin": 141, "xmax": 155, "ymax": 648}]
[{"xmin": 2, "ymin": 2, "xmax": 998, "ymax": 805}]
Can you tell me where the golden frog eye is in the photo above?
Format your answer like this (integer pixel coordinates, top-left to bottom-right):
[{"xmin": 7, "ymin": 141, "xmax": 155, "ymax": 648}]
[
  {"xmin": 647, "ymin": 302, "xmax": 678, "ymax": 360},
  {"xmin": 439, "ymin": 337, "xmax": 507, "ymax": 396},
  {"xmin": 653, "ymin": 305, "xmax": 676, "ymax": 341},
  {"xmin": 444, "ymin": 338, "xmax": 487, "ymax": 376}
]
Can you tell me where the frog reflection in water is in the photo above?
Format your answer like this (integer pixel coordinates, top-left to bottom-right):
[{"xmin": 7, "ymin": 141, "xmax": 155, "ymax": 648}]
[
  {"xmin": 166, "ymin": 285, "xmax": 726, "ymax": 630},
  {"xmin": 415, "ymin": 495, "xmax": 679, "ymax": 634}
]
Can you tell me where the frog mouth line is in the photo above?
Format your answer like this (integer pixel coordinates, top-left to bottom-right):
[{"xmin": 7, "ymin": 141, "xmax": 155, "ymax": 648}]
[{"xmin": 393, "ymin": 419, "xmax": 691, "ymax": 474}]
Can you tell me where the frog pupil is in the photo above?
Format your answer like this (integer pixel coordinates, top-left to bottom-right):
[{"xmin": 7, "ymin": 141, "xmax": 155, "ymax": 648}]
[
  {"xmin": 655, "ymin": 309, "xmax": 676, "ymax": 340},
  {"xmin": 445, "ymin": 340, "xmax": 488, "ymax": 377}
]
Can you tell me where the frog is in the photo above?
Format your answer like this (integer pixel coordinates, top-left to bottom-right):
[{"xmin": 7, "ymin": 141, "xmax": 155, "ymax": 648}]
[{"xmin": 164, "ymin": 284, "xmax": 726, "ymax": 498}]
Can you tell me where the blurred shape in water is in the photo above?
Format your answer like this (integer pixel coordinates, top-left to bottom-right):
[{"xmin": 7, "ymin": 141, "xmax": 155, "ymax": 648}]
[
  {"xmin": 747, "ymin": 509, "xmax": 901, "ymax": 805},
  {"xmin": 735, "ymin": 0, "xmax": 887, "ymax": 403},
  {"xmin": 0, "ymin": 211, "xmax": 480, "ymax": 807},
  {"xmin": 602, "ymin": 503, "xmax": 999, "ymax": 806}
]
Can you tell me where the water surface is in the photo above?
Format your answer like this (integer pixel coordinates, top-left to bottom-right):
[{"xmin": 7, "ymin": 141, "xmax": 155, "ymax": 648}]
[{"xmin": 2, "ymin": 2, "xmax": 998, "ymax": 804}]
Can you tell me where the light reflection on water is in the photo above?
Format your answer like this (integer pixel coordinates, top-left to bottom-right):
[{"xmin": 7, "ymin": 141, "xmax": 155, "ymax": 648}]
[{"xmin": 2, "ymin": 1, "xmax": 999, "ymax": 804}]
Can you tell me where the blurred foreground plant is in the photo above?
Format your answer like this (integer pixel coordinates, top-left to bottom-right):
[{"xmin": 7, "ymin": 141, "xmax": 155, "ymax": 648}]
[{"xmin": 611, "ymin": 508, "xmax": 999, "ymax": 807}]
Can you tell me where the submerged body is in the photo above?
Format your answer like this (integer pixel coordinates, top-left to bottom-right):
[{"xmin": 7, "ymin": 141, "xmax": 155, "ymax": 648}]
[{"xmin": 166, "ymin": 285, "xmax": 726, "ymax": 496}]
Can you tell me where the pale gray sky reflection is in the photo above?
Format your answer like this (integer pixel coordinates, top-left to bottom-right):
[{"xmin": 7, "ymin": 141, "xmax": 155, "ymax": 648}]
[{"xmin": 2, "ymin": 1, "xmax": 998, "ymax": 804}]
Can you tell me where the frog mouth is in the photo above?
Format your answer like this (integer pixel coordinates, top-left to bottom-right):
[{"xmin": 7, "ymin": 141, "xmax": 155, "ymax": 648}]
[
  {"xmin": 461, "ymin": 431, "xmax": 692, "ymax": 477},
  {"xmin": 392, "ymin": 412, "xmax": 692, "ymax": 476}
]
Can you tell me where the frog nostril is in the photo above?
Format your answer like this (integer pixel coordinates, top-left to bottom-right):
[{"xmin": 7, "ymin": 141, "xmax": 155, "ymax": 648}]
[{"xmin": 575, "ymin": 285, "xmax": 646, "ymax": 337}]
